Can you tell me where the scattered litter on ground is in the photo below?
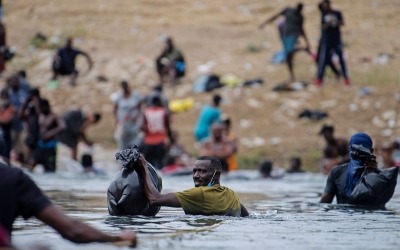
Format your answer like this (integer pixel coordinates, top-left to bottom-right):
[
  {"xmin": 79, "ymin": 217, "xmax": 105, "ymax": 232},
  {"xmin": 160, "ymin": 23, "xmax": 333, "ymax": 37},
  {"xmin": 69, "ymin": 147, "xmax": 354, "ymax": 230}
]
[
  {"xmin": 381, "ymin": 129, "xmax": 393, "ymax": 137},
  {"xmin": 373, "ymin": 53, "xmax": 394, "ymax": 65},
  {"xmin": 358, "ymin": 86, "xmax": 374, "ymax": 96},
  {"xmin": 349, "ymin": 103, "xmax": 359, "ymax": 112},
  {"xmin": 96, "ymin": 75, "xmax": 109, "ymax": 82},
  {"xmin": 169, "ymin": 98, "xmax": 194, "ymax": 113},
  {"xmin": 270, "ymin": 137, "xmax": 281, "ymax": 145},
  {"xmin": 246, "ymin": 98, "xmax": 262, "ymax": 108},
  {"xmin": 239, "ymin": 119, "xmax": 253, "ymax": 129},
  {"xmin": 298, "ymin": 109, "xmax": 328, "ymax": 121},
  {"xmin": 273, "ymin": 81, "xmax": 308, "ymax": 92}
]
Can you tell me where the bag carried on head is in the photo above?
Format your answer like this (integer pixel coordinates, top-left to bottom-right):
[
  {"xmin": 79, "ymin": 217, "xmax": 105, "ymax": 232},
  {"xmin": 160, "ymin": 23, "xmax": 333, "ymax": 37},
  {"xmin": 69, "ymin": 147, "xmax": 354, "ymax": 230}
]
[{"xmin": 107, "ymin": 145, "xmax": 162, "ymax": 216}]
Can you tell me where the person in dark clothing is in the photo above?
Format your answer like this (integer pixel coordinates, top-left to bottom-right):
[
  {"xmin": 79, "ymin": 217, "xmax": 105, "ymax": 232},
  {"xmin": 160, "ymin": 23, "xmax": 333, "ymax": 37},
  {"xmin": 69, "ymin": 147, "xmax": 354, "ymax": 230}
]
[
  {"xmin": 0, "ymin": 164, "xmax": 136, "ymax": 248},
  {"xmin": 51, "ymin": 37, "xmax": 93, "ymax": 86},
  {"xmin": 316, "ymin": 0, "xmax": 350, "ymax": 87},
  {"xmin": 156, "ymin": 36, "xmax": 186, "ymax": 85},
  {"xmin": 259, "ymin": 3, "xmax": 311, "ymax": 82},
  {"xmin": 315, "ymin": 1, "xmax": 341, "ymax": 80},
  {"xmin": 320, "ymin": 133, "xmax": 378, "ymax": 205},
  {"xmin": 0, "ymin": 89, "xmax": 15, "ymax": 164},
  {"xmin": 58, "ymin": 110, "xmax": 101, "ymax": 161},
  {"xmin": 20, "ymin": 88, "xmax": 42, "ymax": 165}
]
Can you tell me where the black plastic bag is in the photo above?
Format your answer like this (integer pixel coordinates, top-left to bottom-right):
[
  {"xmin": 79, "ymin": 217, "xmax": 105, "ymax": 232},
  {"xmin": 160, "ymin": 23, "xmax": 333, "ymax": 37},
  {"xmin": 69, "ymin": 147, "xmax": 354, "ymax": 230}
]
[
  {"xmin": 349, "ymin": 167, "xmax": 399, "ymax": 207},
  {"xmin": 107, "ymin": 146, "xmax": 162, "ymax": 216}
]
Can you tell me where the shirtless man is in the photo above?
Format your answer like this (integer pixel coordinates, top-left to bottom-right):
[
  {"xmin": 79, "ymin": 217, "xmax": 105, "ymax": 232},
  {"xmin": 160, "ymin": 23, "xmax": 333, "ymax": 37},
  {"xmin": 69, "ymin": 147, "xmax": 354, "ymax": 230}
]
[
  {"xmin": 31, "ymin": 99, "xmax": 65, "ymax": 172},
  {"xmin": 319, "ymin": 125, "xmax": 349, "ymax": 174},
  {"xmin": 200, "ymin": 123, "xmax": 235, "ymax": 172}
]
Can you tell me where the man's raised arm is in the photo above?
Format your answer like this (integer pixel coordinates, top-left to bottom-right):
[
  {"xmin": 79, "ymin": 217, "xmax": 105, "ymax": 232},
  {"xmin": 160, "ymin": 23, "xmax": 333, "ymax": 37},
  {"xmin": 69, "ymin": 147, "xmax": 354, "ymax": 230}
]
[{"xmin": 137, "ymin": 155, "xmax": 181, "ymax": 207}]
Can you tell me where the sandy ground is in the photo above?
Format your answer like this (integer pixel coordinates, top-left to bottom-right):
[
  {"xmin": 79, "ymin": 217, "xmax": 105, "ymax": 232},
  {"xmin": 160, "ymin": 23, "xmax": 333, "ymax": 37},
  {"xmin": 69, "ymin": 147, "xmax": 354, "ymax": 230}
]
[{"xmin": 4, "ymin": 0, "xmax": 400, "ymax": 171}]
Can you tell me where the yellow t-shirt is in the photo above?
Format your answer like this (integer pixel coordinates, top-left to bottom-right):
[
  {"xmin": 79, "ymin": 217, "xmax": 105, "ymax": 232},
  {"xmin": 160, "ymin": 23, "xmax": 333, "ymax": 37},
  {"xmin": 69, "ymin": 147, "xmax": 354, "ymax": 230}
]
[{"xmin": 175, "ymin": 184, "xmax": 241, "ymax": 217}]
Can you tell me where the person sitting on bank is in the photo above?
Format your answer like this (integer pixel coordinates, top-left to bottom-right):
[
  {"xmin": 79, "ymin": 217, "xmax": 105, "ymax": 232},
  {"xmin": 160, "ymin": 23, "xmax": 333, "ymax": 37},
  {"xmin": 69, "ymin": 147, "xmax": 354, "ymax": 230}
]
[
  {"xmin": 136, "ymin": 154, "xmax": 249, "ymax": 217},
  {"xmin": 0, "ymin": 163, "xmax": 136, "ymax": 248},
  {"xmin": 200, "ymin": 123, "xmax": 235, "ymax": 172},
  {"xmin": 155, "ymin": 36, "xmax": 186, "ymax": 85},
  {"xmin": 319, "ymin": 124, "xmax": 349, "ymax": 174},
  {"xmin": 51, "ymin": 37, "xmax": 93, "ymax": 86},
  {"xmin": 320, "ymin": 132, "xmax": 395, "ymax": 207}
]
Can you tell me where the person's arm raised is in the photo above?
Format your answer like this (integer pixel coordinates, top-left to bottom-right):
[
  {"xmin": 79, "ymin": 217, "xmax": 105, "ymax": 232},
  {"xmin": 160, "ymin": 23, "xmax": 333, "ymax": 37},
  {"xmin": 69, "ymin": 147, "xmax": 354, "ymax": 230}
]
[
  {"xmin": 259, "ymin": 11, "xmax": 282, "ymax": 29},
  {"xmin": 80, "ymin": 51, "xmax": 93, "ymax": 71},
  {"xmin": 136, "ymin": 155, "xmax": 181, "ymax": 207}
]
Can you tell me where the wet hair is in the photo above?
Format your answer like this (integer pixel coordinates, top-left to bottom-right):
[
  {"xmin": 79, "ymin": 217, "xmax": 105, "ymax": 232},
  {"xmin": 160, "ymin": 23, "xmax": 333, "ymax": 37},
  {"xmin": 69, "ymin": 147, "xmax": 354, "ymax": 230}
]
[
  {"xmin": 212, "ymin": 94, "xmax": 222, "ymax": 106},
  {"xmin": 81, "ymin": 154, "xmax": 93, "ymax": 168},
  {"xmin": 197, "ymin": 156, "xmax": 222, "ymax": 172},
  {"xmin": 93, "ymin": 113, "xmax": 102, "ymax": 123},
  {"xmin": 259, "ymin": 160, "xmax": 273, "ymax": 176}
]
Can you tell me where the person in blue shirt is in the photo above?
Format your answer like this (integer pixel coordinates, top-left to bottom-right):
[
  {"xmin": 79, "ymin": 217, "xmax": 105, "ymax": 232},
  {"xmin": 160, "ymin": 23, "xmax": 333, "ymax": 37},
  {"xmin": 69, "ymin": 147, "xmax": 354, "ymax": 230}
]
[{"xmin": 194, "ymin": 94, "xmax": 222, "ymax": 142}]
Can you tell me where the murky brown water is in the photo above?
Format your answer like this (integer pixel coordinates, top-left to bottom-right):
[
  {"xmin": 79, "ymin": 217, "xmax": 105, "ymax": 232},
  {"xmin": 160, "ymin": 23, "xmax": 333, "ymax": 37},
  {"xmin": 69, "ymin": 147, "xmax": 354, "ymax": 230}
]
[{"xmin": 11, "ymin": 170, "xmax": 400, "ymax": 250}]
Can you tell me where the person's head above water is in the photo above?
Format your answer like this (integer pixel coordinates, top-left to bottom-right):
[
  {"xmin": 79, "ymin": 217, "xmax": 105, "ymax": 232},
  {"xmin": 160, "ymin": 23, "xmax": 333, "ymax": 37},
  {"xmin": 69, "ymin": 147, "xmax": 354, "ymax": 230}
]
[
  {"xmin": 348, "ymin": 132, "xmax": 374, "ymax": 162},
  {"xmin": 289, "ymin": 156, "xmax": 302, "ymax": 171},
  {"xmin": 192, "ymin": 156, "xmax": 222, "ymax": 187},
  {"xmin": 259, "ymin": 160, "xmax": 273, "ymax": 178}
]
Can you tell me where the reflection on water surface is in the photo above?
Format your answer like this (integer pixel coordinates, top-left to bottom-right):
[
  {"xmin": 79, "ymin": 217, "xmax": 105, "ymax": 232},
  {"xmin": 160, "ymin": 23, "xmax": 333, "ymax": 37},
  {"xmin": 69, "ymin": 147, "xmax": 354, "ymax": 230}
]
[{"xmin": 11, "ymin": 171, "xmax": 400, "ymax": 250}]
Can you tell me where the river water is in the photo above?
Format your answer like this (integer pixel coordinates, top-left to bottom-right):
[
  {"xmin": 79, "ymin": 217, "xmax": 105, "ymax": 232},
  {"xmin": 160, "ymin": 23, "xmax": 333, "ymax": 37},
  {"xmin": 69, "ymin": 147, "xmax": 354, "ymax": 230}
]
[{"xmin": 11, "ymin": 169, "xmax": 400, "ymax": 250}]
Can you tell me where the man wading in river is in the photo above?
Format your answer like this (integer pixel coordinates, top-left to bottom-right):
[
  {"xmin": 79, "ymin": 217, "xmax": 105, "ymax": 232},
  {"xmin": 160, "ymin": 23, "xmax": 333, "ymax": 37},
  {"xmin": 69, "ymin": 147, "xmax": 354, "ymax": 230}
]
[{"xmin": 136, "ymin": 155, "xmax": 249, "ymax": 217}]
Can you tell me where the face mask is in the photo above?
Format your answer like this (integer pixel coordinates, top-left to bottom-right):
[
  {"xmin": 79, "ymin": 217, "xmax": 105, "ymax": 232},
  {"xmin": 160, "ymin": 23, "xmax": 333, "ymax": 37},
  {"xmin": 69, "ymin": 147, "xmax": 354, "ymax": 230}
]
[{"xmin": 207, "ymin": 171, "xmax": 217, "ymax": 187}]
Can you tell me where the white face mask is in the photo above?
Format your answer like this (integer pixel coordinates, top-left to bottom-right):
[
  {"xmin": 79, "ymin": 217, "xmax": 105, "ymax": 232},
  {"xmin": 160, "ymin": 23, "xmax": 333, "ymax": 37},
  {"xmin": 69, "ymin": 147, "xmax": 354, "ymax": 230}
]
[{"xmin": 207, "ymin": 171, "xmax": 217, "ymax": 187}]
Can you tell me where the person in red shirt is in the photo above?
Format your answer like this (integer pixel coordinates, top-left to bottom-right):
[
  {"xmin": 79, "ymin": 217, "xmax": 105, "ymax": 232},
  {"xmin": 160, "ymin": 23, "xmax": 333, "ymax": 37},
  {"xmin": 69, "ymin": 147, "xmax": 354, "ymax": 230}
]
[{"xmin": 141, "ymin": 95, "xmax": 172, "ymax": 169}]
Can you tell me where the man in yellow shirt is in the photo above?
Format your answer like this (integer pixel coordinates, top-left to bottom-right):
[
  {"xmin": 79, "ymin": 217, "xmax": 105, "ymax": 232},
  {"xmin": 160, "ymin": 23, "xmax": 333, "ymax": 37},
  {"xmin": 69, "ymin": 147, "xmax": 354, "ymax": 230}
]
[{"xmin": 136, "ymin": 155, "xmax": 249, "ymax": 217}]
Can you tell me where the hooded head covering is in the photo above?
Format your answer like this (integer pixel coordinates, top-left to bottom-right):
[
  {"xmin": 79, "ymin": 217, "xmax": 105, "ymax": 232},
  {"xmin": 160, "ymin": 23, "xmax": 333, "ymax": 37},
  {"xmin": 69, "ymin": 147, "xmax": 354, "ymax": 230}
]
[
  {"xmin": 345, "ymin": 132, "xmax": 373, "ymax": 197},
  {"xmin": 349, "ymin": 132, "xmax": 373, "ymax": 156}
]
